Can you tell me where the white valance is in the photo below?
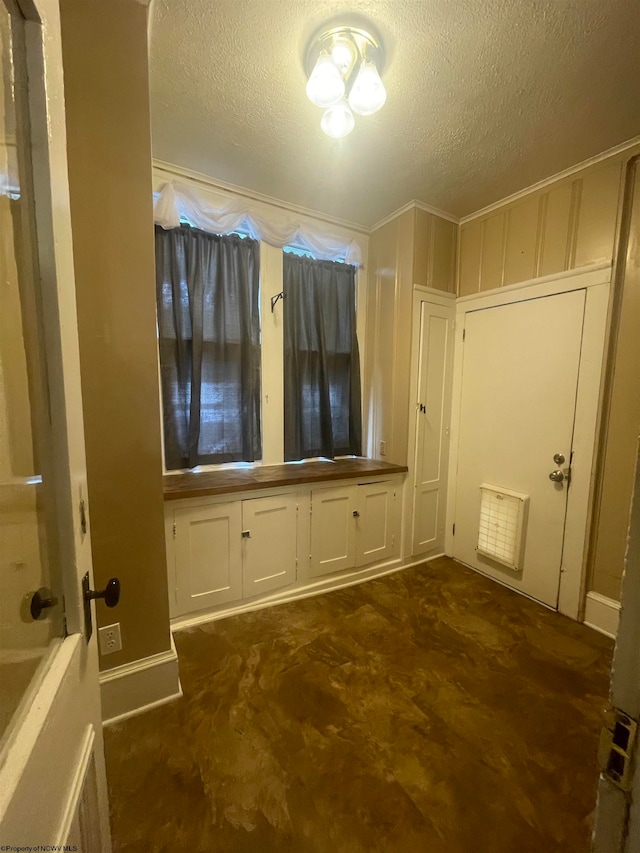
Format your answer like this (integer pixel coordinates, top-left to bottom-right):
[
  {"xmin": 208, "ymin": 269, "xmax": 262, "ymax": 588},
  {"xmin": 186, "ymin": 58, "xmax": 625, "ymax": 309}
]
[{"xmin": 153, "ymin": 181, "xmax": 363, "ymax": 266}]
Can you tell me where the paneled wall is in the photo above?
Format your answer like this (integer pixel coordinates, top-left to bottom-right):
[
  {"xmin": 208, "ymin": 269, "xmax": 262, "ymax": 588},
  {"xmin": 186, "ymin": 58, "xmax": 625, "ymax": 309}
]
[
  {"xmin": 365, "ymin": 206, "xmax": 456, "ymax": 466},
  {"xmin": 60, "ymin": 0, "xmax": 172, "ymax": 668},
  {"xmin": 413, "ymin": 208, "xmax": 457, "ymax": 294},
  {"xmin": 458, "ymin": 153, "xmax": 639, "ymax": 296},
  {"xmin": 457, "ymin": 143, "xmax": 640, "ymax": 604}
]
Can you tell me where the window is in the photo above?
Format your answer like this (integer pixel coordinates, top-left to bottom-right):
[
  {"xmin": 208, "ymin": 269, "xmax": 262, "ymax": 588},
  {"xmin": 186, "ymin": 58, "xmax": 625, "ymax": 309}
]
[
  {"xmin": 155, "ymin": 225, "xmax": 261, "ymax": 469},
  {"xmin": 283, "ymin": 252, "xmax": 362, "ymax": 461}
]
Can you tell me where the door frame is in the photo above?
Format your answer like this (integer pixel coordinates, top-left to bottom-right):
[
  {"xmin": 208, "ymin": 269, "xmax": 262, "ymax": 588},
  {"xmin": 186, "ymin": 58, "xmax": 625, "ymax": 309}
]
[
  {"xmin": 445, "ymin": 263, "xmax": 611, "ymax": 619},
  {"xmin": 0, "ymin": 0, "xmax": 110, "ymax": 847}
]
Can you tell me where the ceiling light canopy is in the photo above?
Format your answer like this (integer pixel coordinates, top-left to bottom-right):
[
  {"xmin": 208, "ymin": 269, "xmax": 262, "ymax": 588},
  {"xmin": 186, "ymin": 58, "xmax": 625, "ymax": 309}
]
[{"xmin": 305, "ymin": 24, "xmax": 386, "ymax": 138}]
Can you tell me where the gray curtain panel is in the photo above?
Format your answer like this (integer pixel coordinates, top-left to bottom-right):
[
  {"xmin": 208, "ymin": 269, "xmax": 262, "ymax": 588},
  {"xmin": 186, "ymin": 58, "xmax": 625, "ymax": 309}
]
[
  {"xmin": 283, "ymin": 253, "xmax": 362, "ymax": 461},
  {"xmin": 155, "ymin": 225, "xmax": 261, "ymax": 469}
]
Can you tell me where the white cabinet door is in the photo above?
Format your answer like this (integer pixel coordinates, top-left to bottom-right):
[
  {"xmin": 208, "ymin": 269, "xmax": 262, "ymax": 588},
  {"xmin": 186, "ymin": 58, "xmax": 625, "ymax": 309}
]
[
  {"xmin": 242, "ymin": 494, "xmax": 297, "ymax": 598},
  {"xmin": 175, "ymin": 502, "xmax": 242, "ymax": 614},
  {"xmin": 412, "ymin": 300, "xmax": 454, "ymax": 556},
  {"xmin": 356, "ymin": 481, "xmax": 398, "ymax": 567},
  {"xmin": 310, "ymin": 486, "xmax": 357, "ymax": 578}
]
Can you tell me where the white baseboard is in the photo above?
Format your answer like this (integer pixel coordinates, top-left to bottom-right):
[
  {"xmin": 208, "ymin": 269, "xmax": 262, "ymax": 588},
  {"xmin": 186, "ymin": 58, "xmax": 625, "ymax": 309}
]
[
  {"xmin": 584, "ymin": 591, "xmax": 621, "ymax": 639},
  {"xmin": 171, "ymin": 552, "xmax": 445, "ymax": 633},
  {"xmin": 100, "ymin": 634, "xmax": 182, "ymax": 726}
]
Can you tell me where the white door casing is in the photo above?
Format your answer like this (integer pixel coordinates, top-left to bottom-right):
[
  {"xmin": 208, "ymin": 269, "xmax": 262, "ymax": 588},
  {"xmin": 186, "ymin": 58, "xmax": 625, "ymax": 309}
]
[
  {"xmin": 453, "ymin": 289, "xmax": 587, "ymax": 607},
  {"xmin": 0, "ymin": 0, "xmax": 110, "ymax": 848}
]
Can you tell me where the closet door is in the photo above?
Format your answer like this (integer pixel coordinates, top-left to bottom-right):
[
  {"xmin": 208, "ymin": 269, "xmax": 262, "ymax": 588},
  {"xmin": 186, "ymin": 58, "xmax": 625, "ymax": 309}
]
[{"xmin": 412, "ymin": 300, "xmax": 454, "ymax": 556}]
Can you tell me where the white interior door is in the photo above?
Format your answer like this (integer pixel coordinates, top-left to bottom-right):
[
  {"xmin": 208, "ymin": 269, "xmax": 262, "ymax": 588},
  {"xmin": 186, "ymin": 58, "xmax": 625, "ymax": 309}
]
[
  {"xmin": 0, "ymin": 1, "xmax": 110, "ymax": 848},
  {"xmin": 412, "ymin": 300, "xmax": 454, "ymax": 556},
  {"xmin": 453, "ymin": 290, "xmax": 586, "ymax": 607}
]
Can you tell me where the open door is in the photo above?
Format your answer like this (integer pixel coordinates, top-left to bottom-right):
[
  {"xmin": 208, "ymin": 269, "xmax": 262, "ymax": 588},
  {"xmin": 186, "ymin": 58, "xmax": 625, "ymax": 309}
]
[
  {"xmin": 591, "ymin": 159, "xmax": 640, "ymax": 852},
  {"xmin": 0, "ymin": 0, "xmax": 110, "ymax": 848}
]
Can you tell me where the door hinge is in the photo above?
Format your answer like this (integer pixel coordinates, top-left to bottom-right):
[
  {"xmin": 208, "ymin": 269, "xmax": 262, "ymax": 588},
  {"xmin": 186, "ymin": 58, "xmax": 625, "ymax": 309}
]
[
  {"xmin": 172, "ymin": 521, "xmax": 176, "ymax": 539},
  {"xmin": 452, "ymin": 523, "xmax": 456, "ymax": 536},
  {"xmin": 599, "ymin": 708, "xmax": 637, "ymax": 791},
  {"xmin": 462, "ymin": 329, "xmax": 466, "ymax": 342},
  {"xmin": 391, "ymin": 534, "xmax": 395, "ymax": 547}
]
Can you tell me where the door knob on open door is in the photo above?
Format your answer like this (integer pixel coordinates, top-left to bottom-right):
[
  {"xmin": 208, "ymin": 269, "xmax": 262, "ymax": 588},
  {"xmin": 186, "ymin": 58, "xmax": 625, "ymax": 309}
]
[
  {"xmin": 549, "ymin": 469, "xmax": 565, "ymax": 483},
  {"xmin": 84, "ymin": 577, "xmax": 120, "ymax": 608}
]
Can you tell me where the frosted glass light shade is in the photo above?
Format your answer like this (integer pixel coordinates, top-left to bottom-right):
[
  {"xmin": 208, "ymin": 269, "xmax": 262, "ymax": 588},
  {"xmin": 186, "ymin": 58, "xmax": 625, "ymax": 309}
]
[
  {"xmin": 320, "ymin": 101, "xmax": 355, "ymax": 138},
  {"xmin": 348, "ymin": 59, "xmax": 387, "ymax": 116},
  {"xmin": 306, "ymin": 52, "xmax": 345, "ymax": 108}
]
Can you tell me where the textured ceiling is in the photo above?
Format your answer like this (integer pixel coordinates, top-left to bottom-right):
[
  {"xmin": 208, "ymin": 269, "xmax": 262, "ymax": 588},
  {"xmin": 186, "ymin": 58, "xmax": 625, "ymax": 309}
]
[{"xmin": 149, "ymin": 0, "xmax": 640, "ymax": 227}]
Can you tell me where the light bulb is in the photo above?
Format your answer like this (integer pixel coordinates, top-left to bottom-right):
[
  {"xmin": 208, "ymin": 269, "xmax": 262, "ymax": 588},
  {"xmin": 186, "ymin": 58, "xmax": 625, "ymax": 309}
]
[
  {"xmin": 320, "ymin": 100, "xmax": 355, "ymax": 138},
  {"xmin": 348, "ymin": 59, "xmax": 386, "ymax": 116},
  {"xmin": 331, "ymin": 38, "xmax": 356, "ymax": 75},
  {"xmin": 306, "ymin": 52, "xmax": 345, "ymax": 108}
]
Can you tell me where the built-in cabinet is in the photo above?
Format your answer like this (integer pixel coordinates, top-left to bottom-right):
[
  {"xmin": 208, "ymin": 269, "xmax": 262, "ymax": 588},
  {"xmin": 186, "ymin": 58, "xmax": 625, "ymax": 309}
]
[
  {"xmin": 174, "ymin": 501, "xmax": 243, "ymax": 613},
  {"xmin": 166, "ymin": 475, "xmax": 402, "ymax": 620},
  {"xmin": 242, "ymin": 493, "xmax": 297, "ymax": 597},
  {"xmin": 310, "ymin": 480, "xmax": 399, "ymax": 578}
]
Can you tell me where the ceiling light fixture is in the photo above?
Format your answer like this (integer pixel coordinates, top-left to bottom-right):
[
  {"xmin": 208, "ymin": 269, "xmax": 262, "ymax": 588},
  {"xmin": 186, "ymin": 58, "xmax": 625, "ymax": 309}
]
[{"xmin": 305, "ymin": 24, "xmax": 386, "ymax": 138}]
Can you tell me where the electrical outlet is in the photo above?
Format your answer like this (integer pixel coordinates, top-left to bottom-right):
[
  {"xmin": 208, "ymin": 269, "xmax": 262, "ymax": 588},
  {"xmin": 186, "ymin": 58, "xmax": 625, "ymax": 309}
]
[
  {"xmin": 98, "ymin": 622, "xmax": 122, "ymax": 656},
  {"xmin": 379, "ymin": 440, "xmax": 387, "ymax": 456}
]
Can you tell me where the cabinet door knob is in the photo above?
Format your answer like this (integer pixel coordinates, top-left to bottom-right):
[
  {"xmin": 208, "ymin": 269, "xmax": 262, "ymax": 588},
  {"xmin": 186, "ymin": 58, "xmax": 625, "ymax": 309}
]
[
  {"xmin": 352, "ymin": 510, "xmax": 360, "ymax": 518},
  {"xmin": 242, "ymin": 530, "xmax": 251, "ymax": 538}
]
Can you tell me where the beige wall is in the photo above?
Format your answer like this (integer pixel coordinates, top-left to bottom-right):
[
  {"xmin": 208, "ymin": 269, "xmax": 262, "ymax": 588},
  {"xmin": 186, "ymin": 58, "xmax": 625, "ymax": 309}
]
[
  {"xmin": 365, "ymin": 207, "xmax": 456, "ymax": 466},
  {"xmin": 588, "ymin": 160, "xmax": 640, "ymax": 601},
  {"xmin": 60, "ymin": 0, "xmax": 171, "ymax": 668},
  {"xmin": 458, "ymin": 149, "xmax": 640, "ymax": 296},
  {"xmin": 457, "ymin": 144, "xmax": 640, "ymax": 603}
]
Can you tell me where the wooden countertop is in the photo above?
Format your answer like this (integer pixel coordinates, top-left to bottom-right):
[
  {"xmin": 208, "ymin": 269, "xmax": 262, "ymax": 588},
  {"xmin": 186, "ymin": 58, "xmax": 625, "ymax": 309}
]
[{"xmin": 163, "ymin": 458, "xmax": 408, "ymax": 501}]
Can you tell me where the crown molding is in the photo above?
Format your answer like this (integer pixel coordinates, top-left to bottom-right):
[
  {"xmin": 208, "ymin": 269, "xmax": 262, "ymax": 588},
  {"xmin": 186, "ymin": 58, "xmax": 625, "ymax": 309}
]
[
  {"xmin": 460, "ymin": 135, "xmax": 640, "ymax": 224},
  {"xmin": 370, "ymin": 198, "xmax": 459, "ymax": 232},
  {"xmin": 152, "ymin": 159, "xmax": 370, "ymax": 236}
]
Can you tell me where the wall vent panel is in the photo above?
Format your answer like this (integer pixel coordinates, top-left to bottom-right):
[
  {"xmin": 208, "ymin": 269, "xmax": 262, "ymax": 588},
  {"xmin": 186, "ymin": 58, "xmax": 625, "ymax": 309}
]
[{"xmin": 477, "ymin": 485, "xmax": 529, "ymax": 570}]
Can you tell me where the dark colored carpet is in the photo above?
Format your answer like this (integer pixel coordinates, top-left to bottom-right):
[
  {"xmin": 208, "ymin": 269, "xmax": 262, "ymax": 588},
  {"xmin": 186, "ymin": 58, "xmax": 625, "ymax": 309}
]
[{"xmin": 104, "ymin": 557, "xmax": 612, "ymax": 852}]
